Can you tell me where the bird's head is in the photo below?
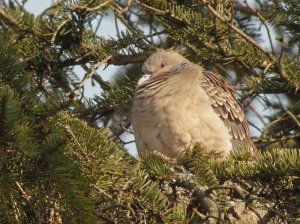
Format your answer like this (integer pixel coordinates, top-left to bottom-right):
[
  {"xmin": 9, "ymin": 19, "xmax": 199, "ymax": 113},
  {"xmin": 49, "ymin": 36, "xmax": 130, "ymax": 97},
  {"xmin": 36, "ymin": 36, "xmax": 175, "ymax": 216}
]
[
  {"xmin": 138, "ymin": 50, "xmax": 188, "ymax": 85},
  {"xmin": 142, "ymin": 50, "xmax": 188, "ymax": 75}
]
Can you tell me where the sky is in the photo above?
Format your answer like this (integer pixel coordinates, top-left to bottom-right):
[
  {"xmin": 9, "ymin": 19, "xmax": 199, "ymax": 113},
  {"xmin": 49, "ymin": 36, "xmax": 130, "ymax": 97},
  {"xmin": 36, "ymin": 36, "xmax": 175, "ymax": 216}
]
[{"xmin": 23, "ymin": 0, "xmax": 52, "ymax": 14}]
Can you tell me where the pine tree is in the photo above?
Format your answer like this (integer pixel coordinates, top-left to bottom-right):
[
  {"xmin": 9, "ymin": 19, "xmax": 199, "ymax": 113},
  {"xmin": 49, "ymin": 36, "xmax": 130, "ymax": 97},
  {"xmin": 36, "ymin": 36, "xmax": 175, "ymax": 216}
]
[{"xmin": 0, "ymin": 0, "xmax": 299, "ymax": 223}]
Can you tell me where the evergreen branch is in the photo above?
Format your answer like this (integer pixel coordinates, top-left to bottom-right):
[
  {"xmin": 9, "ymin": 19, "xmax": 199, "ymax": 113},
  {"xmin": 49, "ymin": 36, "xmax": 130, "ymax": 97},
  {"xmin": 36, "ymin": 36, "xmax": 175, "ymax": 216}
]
[
  {"xmin": 69, "ymin": 0, "xmax": 113, "ymax": 13},
  {"xmin": 201, "ymin": 0, "xmax": 275, "ymax": 61},
  {"xmin": 135, "ymin": 1, "xmax": 168, "ymax": 16},
  {"xmin": 15, "ymin": 182, "xmax": 30, "ymax": 203},
  {"xmin": 63, "ymin": 125, "xmax": 90, "ymax": 161},
  {"xmin": 201, "ymin": 0, "xmax": 300, "ymax": 91},
  {"xmin": 91, "ymin": 184, "xmax": 128, "ymax": 210},
  {"xmin": 60, "ymin": 51, "xmax": 149, "ymax": 67},
  {"xmin": 0, "ymin": 1, "xmax": 299, "ymax": 222},
  {"xmin": 0, "ymin": 8, "xmax": 24, "ymax": 30},
  {"xmin": 114, "ymin": 4, "xmax": 158, "ymax": 49},
  {"xmin": 249, "ymin": 104, "xmax": 267, "ymax": 126},
  {"xmin": 59, "ymin": 52, "xmax": 95, "ymax": 67},
  {"xmin": 254, "ymin": 132, "xmax": 300, "ymax": 145},
  {"xmin": 80, "ymin": 69, "xmax": 137, "ymax": 128},
  {"xmin": 51, "ymin": 19, "xmax": 71, "ymax": 44},
  {"xmin": 108, "ymin": 52, "xmax": 149, "ymax": 65},
  {"xmin": 59, "ymin": 29, "xmax": 165, "ymax": 68},
  {"xmin": 0, "ymin": 8, "xmax": 35, "ymax": 35}
]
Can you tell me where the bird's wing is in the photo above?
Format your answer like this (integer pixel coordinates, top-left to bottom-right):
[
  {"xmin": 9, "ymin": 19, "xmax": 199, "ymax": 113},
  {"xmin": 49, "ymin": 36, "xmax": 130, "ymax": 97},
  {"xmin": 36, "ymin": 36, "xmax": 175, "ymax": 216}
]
[{"xmin": 201, "ymin": 71, "xmax": 251, "ymax": 143}]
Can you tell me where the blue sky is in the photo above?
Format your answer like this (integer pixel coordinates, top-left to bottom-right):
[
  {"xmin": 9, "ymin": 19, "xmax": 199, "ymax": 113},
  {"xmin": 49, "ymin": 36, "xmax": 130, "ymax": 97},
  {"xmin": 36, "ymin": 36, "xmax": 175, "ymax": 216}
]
[{"xmin": 23, "ymin": 0, "xmax": 52, "ymax": 14}]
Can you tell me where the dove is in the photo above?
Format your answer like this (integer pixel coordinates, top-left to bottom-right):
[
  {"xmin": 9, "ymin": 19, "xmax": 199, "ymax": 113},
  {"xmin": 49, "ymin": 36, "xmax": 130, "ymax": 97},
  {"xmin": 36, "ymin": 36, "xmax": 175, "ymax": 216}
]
[{"xmin": 131, "ymin": 50, "xmax": 255, "ymax": 158}]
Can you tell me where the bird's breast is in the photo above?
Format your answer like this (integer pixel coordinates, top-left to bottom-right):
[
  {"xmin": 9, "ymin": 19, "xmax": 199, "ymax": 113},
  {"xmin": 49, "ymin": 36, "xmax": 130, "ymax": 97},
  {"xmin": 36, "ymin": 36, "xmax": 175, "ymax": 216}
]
[{"xmin": 131, "ymin": 73, "xmax": 232, "ymax": 158}]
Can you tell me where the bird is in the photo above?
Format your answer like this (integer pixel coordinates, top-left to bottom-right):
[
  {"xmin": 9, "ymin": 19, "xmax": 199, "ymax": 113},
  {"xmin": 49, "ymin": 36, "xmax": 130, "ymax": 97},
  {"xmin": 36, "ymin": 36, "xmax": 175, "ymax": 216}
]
[{"xmin": 131, "ymin": 49, "xmax": 256, "ymax": 158}]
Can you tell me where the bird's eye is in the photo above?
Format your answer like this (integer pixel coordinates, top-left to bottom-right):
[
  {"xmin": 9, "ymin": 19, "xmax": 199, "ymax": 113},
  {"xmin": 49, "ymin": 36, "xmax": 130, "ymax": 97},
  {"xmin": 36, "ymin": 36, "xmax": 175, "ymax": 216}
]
[{"xmin": 161, "ymin": 63, "xmax": 165, "ymax": 67}]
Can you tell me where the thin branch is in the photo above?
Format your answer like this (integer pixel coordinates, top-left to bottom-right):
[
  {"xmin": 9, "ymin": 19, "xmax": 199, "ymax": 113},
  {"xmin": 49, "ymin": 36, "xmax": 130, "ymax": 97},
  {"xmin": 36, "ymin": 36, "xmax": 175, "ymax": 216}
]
[
  {"xmin": 119, "ymin": 139, "xmax": 135, "ymax": 145},
  {"xmin": 254, "ymin": 132, "xmax": 300, "ymax": 144},
  {"xmin": 192, "ymin": 208, "xmax": 206, "ymax": 220},
  {"xmin": 249, "ymin": 104, "xmax": 267, "ymax": 126},
  {"xmin": 115, "ymin": 0, "xmax": 133, "ymax": 14},
  {"xmin": 93, "ymin": 15, "xmax": 104, "ymax": 34},
  {"xmin": 114, "ymin": 13, "xmax": 120, "ymax": 38},
  {"xmin": 200, "ymin": 0, "xmax": 275, "ymax": 61},
  {"xmin": 263, "ymin": 109, "xmax": 300, "ymax": 132},
  {"xmin": 63, "ymin": 125, "xmax": 91, "ymax": 160},
  {"xmin": 81, "ymin": 64, "xmax": 111, "ymax": 91},
  {"xmin": 67, "ymin": 55, "xmax": 113, "ymax": 101},
  {"xmin": 286, "ymin": 111, "xmax": 300, "ymax": 128},
  {"xmin": 248, "ymin": 120, "xmax": 264, "ymax": 134},
  {"xmin": 110, "ymin": 116, "xmax": 132, "ymax": 140},
  {"xmin": 85, "ymin": 0, "xmax": 98, "ymax": 7},
  {"xmin": 233, "ymin": 3, "xmax": 257, "ymax": 16},
  {"xmin": 69, "ymin": 0, "xmax": 112, "ymax": 13},
  {"xmin": 51, "ymin": 19, "xmax": 71, "ymax": 44},
  {"xmin": 15, "ymin": 182, "xmax": 31, "ymax": 202},
  {"xmin": 243, "ymin": 0, "xmax": 275, "ymax": 55},
  {"xmin": 135, "ymin": 0, "xmax": 168, "ymax": 16},
  {"xmin": 114, "ymin": 4, "xmax": 157, "ymax": 48}
]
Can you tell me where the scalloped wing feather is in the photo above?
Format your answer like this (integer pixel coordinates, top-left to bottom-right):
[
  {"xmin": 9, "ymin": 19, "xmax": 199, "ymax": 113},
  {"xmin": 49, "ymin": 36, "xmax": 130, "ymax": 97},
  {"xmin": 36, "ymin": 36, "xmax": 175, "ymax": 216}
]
[{"xmin": 201, "ymin": 71, "xmax": 252, "ymax": 146}]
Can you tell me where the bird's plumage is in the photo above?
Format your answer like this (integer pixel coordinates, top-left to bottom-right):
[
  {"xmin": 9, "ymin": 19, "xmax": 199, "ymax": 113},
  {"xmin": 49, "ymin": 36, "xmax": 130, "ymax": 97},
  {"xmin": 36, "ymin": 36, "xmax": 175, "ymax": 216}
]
[{"xmin": 131, "ymin": 50, "xmax": 255, "ymax": 158}]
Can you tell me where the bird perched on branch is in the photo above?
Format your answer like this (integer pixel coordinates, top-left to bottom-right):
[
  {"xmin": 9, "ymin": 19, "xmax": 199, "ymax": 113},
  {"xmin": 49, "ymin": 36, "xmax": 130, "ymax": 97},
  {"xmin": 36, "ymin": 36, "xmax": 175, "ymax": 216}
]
[{"xmin": 131, "ymin": 50, "xmax": 256, "ymax": 158}]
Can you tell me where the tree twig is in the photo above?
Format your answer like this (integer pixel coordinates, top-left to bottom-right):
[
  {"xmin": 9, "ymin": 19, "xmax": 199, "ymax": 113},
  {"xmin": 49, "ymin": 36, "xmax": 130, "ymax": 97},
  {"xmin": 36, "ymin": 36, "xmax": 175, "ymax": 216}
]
[
  {"xmin": 69, "ymin": 0, "xmax": 112, "ymax": 13},
  {"xmin": 201, "ymin": 0, "xmax": 275, "ymax": 61},
  {"xmin": 242, "ymin": 0, "xmax": 275, "ymax": 55},
  {"xmin": 51, "ymin": 19, "xmax": 71, "ymax": 44},
  {"xmin": 67, "ymin": 55, "xmax": 113, "ymax": 101},
  {"xmin": 254, "ymin": 132, "xmax": 300, "ymax": 144}
]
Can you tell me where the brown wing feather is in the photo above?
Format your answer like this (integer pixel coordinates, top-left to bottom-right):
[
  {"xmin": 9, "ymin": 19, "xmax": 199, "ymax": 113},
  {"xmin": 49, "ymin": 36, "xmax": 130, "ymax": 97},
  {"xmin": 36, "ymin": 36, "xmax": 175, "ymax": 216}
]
[{"xmin": 201, "ymin": 71, "xmax": 254, "ymax": 148}]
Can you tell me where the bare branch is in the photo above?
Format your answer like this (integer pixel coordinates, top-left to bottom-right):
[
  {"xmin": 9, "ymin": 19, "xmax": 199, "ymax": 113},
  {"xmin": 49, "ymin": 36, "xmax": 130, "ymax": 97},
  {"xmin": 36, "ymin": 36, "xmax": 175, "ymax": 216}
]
[{"xmin": 67, "ymin": 54, "xmax": 113, "ymax": 101}]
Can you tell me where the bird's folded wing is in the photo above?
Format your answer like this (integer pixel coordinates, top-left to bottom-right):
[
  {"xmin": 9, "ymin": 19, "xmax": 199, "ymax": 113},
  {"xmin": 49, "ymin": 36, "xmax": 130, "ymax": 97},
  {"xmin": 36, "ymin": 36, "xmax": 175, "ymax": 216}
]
[{"xmin": 201, "ymin": 71, "xmax": 250, "ymax": 142}]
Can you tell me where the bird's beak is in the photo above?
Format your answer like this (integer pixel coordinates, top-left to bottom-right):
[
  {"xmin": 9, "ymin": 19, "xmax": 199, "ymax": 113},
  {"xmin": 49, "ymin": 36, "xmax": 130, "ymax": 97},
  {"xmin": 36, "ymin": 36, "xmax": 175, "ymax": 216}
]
[{"xmin": 138, "ymin": 74, "xmax": 151, "ymax": 85}]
